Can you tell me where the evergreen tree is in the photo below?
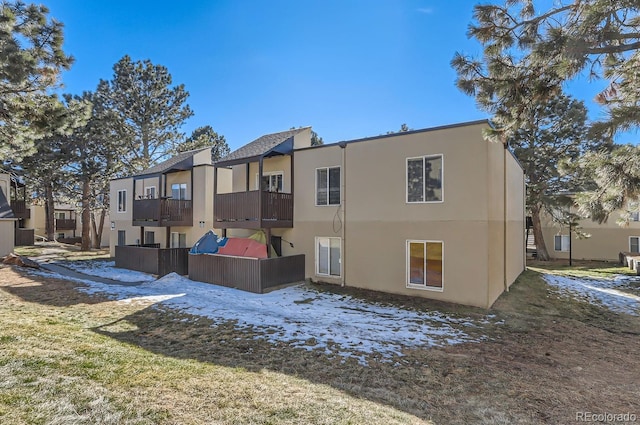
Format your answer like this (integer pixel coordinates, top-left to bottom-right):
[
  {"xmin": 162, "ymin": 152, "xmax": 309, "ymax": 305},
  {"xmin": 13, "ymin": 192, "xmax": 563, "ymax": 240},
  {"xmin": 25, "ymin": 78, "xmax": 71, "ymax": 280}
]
[
  {"xmin": 0, "ymin": 1, "xmax": 73, "ymax": 162},
  {"xmin": 63, "ymin": 90, "xmax": 127, "ymax": 250},
  {"xmin": 171, "ymin": 125, "xmax": 230, "ymax": 161},
  {"xmin": 101, "ymin": 55, "xmax": 193, "ymax": 172}
]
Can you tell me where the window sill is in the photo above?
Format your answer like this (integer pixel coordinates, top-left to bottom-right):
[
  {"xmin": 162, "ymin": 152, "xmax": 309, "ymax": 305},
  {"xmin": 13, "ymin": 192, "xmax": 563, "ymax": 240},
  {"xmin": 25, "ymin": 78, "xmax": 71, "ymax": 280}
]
[{"xmin": 406, "ymin": 283, "xmax": 444, "ymax": 292}]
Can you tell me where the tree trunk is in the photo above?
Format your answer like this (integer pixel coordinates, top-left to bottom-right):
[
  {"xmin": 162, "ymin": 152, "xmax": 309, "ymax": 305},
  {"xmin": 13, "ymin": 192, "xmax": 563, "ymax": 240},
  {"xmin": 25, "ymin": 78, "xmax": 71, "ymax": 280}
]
[
  {"xmin": 531, "ymin": 205, "xmax": 550, "ymax": 261},
  {"xmin": 44, "ymin": 180, "xmax": 55, "ymax": 242},
  {"xmin": 91, "ymin": 209, "xmax": 106, "ymax": 249},
  {"xmin": 81, "ymin": 180, "xmax": 91, "ymax": 251}
]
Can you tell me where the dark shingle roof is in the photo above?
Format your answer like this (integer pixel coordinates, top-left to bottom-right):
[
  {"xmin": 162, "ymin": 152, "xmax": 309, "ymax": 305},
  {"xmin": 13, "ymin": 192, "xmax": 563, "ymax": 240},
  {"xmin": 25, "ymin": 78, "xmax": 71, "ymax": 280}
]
[
  {"xmin": 217, "ymin": 127, "xmax": 308, "ymax": 165},
  {"xmin": 133, "ymin": 147, "xmax": 210, "ymax": 177}
]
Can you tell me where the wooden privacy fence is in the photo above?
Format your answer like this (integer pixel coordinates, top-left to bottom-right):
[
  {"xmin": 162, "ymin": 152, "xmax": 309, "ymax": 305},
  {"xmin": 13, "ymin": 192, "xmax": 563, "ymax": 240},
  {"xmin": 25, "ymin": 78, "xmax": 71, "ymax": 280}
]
[
  {"xmin": 115, "ymin": 245, "xmax": 190, "ymax": 276},
  {"xmin": 14, "ymin": 228, "xmax": 34, "ymax": 246},
  {"xmin": 188, "ymin": 253, "xmax": 305, "ymax": 293}
]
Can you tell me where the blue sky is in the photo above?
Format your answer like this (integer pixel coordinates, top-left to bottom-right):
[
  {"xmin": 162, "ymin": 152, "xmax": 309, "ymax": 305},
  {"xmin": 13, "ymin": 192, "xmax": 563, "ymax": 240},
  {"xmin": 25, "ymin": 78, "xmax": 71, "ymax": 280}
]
[{"xmin": 46, "ymin": 0, "xmax": 631, "ymax": 151}]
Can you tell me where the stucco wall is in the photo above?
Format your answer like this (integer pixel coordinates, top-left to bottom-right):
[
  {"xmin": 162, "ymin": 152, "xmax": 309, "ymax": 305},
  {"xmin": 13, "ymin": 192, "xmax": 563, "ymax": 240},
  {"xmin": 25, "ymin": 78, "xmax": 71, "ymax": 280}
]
[
  {"xmin": 230, "ymin": 156, "xmax": 292, "ymax": 193},
  {"xmin": 0, "ymin": 220, "xmax": 15, "ymax": 257},
  {"xmin": 288, "ymin": 122, "xmax": 519, "ymax": 307}
]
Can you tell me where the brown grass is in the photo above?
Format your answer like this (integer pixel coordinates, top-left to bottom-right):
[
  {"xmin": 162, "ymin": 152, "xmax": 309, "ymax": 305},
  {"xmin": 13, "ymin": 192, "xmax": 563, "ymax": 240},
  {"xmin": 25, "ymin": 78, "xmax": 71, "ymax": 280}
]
[{"xmin": 0, "ymin": 259, "xmax": 638, "ymax": 424}]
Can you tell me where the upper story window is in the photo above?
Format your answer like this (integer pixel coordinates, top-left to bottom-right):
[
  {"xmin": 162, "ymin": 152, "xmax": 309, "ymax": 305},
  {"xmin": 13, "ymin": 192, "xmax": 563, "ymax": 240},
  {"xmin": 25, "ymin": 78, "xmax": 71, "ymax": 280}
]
[
  {"xmin": 258, "ymin": 172, "xmax": 283, "ymax": 192},
  {"xmin": 407, "ymin": 155, "xmax": 443, "ymax": 203},
  {"xmin": 145, "ymin": 186, "xmax": 156, "ymax": 199},
  {"xmin": 171, "ymin": 183, "xmax": 187, "ymax": 200},
  {"xmin": 316, "ymin": 166, "xmax": 340, "ymax": 206},
  {"xmin": 117, "ymin": 190, "xmax": 127, "ymax": 212}
]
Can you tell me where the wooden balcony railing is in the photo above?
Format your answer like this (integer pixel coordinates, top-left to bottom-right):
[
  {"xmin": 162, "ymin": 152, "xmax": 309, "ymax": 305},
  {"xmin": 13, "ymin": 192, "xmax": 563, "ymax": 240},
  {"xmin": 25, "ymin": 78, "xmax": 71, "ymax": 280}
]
[
  {"xmin": 189, "ymin": 253, "xmax": 305, "ymax": 293},
  {"xmin": 10, "ymin": 200, "xmax": 30, "ymax": 219},
  {"xmin": 214, "ymin": 191, "xmax": 293, "ymax": 229},
  {"xmin": 55, "ymin": 218, "xmax": 76, "ymax": 230},
  {"xmin": 132, "ymin": 198, "xmax": 193, "ymax": 227}
]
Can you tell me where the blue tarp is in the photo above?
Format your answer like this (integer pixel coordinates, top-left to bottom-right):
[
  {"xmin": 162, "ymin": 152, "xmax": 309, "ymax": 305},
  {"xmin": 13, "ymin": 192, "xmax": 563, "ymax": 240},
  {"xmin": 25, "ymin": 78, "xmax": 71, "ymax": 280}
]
[{"xmin": 189, "ymin": 230, "xmax": 228, "ymax": 254}]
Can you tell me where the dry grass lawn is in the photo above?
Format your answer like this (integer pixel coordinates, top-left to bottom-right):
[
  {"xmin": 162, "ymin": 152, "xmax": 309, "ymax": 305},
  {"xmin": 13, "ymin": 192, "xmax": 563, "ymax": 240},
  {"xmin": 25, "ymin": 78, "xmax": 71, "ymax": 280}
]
[{"xmin": 0, "ymin": 258, "xmax": 638, "ymax": 424}]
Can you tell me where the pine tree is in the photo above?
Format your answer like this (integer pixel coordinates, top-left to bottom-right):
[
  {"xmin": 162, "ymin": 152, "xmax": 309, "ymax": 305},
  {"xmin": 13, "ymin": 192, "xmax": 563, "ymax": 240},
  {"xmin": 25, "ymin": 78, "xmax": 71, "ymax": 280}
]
[
  {"xmin": 101, "ymin": 55, "xmax": 193, "ymax": 172},
  {"xmin": 171, "ymin": 125, "xmax": 230, "ymax": 161},
  {"xmin": 0, "ymin": 1, "xmax": 73, "ymax": 162}
]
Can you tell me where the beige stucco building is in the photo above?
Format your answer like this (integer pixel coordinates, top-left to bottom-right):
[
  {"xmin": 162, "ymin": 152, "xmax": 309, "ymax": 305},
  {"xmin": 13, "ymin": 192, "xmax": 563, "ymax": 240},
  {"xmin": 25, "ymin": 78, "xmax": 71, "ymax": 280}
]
[
  {"xmin": 541, "ymin": 207, "xmax": 640, "ymax": 261},
  {"xmin": 0, "ymin": 172, "xmax": 17, "ymax": 256},
  {"xmin": 213, "ymin": 121, "xmax": 525, "ymax": 308},
  {"xmin": 109, "ymin": 147, "xmax": 232, "ymax": 257}
]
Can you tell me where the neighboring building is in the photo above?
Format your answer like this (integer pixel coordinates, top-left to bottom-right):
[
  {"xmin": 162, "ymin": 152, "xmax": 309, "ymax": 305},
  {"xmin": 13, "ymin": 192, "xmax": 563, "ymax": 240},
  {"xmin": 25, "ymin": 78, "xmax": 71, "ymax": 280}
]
[
  {"xmin": 541, "ymin": 204, "xmax": 640, "ymax": 261},
  {"xmin": 109, "ymin": 147, "xmax": 232, "ymax": 257},
  {"xmin": 212, "ymin": 121, "xmax": 525, "ymax": 308},
  {"xmin": 25, "ymin": 204, "xmax": 110, "ymax": 247},
  {"xmin": 0, "ymin": 171, "xmax": 33, "ymax": 249},
  {"xmin": 0, "ymin": 171, "xmax": 18, "ymax": 256}
]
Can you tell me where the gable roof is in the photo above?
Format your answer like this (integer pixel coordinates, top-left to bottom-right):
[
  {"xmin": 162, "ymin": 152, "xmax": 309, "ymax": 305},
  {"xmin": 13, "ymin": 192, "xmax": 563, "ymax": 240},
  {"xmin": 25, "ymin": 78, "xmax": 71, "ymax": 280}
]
[
  {"xmin": 217, "ymin": 127, "xmax": 309, "ymax": 166},
  {"xmin": 133, "ymin": 147, "xmax": 210, "ymax": 178}
]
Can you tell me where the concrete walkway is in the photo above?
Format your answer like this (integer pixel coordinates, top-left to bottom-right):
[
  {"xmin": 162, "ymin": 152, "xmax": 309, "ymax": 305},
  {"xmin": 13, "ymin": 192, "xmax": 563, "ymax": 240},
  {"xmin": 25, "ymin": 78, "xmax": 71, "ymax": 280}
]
[{"xmin": 38, "ymin": 262, "xmax": 146, "ymax": 286}]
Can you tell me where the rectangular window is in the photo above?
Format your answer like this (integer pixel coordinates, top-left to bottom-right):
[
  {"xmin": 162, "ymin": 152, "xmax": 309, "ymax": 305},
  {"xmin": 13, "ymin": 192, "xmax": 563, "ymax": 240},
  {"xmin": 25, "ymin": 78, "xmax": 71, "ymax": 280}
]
[
  {"xmin": 57, "ymin": 233, "xmax": 65, "ymax": 240},
  {"xmin": 554, "ymin": 235, "xmax": 570, "ymax": 252},
  {"xmin": 171, "ymin": 183, "xmax": 187, "ymax": 200},
  {"xmin": 316, "ymin": 166, "xmax": 340, "ymax": 206},
  {"xmin": 171, "ymin": 232, "xmax": 187, "ymax": 248},
  {"xmin": 144, "ymin": 231, "xmax": 155, "ymax": 245},
  {"xmin": 630, "ymin": 237, "xmax": 640, "ymax": 253},
  {"xmin": 316, "ymin": 237, "xmax": 341, "ymax": 277},
  {"xmin": 407, "ymin": 240, "xmax": 443, "ymax": 290},
  {"xmin": 117, "ymin": 190, "xmax": 127, "ymax": 212},
  {"xmin": 145, "ymin": 186, "xmax": 156, "ymax": 199},
  {"xmin": 117, "ymin": 230, "xmax": 126, "ymax": 246},
  {"xmin": 55, "ymin": 212, "xmax": 65, "ymax": 220},
  {"xmin": 632, "ymin": 211, "xmax": 640, "ymax": 222},
  {"xmin": 258, "ymin": 172, "xmax": 284, "ymax": 192},
  {"xmin": 407, "ymin": 155, "xmax": 443, "ymax": 203}
]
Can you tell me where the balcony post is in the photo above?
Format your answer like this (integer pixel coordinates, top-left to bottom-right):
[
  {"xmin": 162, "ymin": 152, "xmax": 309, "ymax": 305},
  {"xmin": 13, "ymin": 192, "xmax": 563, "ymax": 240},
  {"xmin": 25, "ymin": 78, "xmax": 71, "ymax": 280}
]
[{"xmin": 258, "ymin": 157, "xmax": 264, "ymax": 226}]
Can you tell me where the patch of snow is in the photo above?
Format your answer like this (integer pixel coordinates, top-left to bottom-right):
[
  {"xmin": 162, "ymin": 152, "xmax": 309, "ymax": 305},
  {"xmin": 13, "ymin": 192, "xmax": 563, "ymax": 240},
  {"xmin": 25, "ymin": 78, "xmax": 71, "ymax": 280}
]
[
  {"xmin": 68, "ymin": 272, "xmax": 487, "ymax": 365},
  {"xmin": 59, "ymin": 260, "xmax": 156, "ymax": 283},
  {"xmin": 543, "ymin": 274, "xmax": 640, "ymax": 316},
  {"xmin": 26, "ymin": 263, "xmax": 496, "ymax": 365}
]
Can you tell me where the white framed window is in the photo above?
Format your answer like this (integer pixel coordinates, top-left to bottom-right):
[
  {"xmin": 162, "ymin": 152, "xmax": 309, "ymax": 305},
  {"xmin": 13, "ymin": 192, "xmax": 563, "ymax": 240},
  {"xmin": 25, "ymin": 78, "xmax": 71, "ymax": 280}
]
[
  {"xmin": 316, "ymin": 166, "xmax": 341, "ymax": 206},
  {"xmin": 145, "ymin": 186, "xmax": 156, "ymax": 199},
  {"xmin": 117, "ymin": 190, "xmax": 127, "ymax": 212},
  {"xmin": 55, "ymin": 212, "xmax": 65, "ymax": 220},
  {"xmin": 171, "ymin": 183, "xmax": 187, "ymax": 200},
  {"xmin": 171, "ymin": 232, "xmax": 187, "ymax": 248},
  {"xmin": 57, "ymin": 233, "xmax": 65, "ymax": 240},
  {"xmin": 316, "ymin": 237, "xmax": 341, "ymax": 277},
  {"xmin": 630, "ymin": 236, "xmax": 640, "ymax": 253},
  {"xmin": 407, "ymin": 240, "xmax": 443, "ymax": 291},
  {"xmin": 406, "ymin": 154, "xmax": 443, "ymax": 203},
  {"xmin": 554, "ymin": 235, "xmax": 570, "ymax": 252},
  {"xmin": 256, "ymin": 171, "xmax": 284, "ymax": 192}
]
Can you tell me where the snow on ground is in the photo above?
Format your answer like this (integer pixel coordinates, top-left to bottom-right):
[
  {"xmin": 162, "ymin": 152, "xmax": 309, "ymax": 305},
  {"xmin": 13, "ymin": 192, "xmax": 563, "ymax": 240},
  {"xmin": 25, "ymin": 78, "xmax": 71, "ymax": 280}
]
[
  {"xmin": 28, "ymin": 266, "xmax": 488, "ymax": 365},
  {"xmin": 543, "ymin": 274, "xmax": 640, "ymax": 316},
  {"xmin": 60, "ymin": 260, "xmax": 157, "ymax": 283}
]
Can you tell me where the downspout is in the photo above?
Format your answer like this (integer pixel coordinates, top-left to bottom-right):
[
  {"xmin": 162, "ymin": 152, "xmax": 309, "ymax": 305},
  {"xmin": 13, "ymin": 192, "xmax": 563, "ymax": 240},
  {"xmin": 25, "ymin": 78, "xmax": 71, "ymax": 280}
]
[
  {"xmin": 340, "ymin": 142, "xmax": 347, "ymax": 287},
  {"xmin": 503, "ymin": 141, "xmax": 509, "ymax": 292}
]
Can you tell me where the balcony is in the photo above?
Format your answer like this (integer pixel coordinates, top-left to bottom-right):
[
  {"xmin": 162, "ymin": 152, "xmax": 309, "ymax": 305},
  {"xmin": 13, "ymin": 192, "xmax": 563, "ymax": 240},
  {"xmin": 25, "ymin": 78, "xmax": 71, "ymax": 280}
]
[
  {"xmin": 132, "ymin": 198, "xmax": 193, "ymax": 227},
  {"xmin": 10, "ymin": 200, "xmax": 30, "ymax": 219},
  {"xmin": 55, "ymin": 218, "xmax": 77, "ymax": 230},
  {"xmin": 214, "ymin": 191, "xmax": 293, "ymax": 229}
]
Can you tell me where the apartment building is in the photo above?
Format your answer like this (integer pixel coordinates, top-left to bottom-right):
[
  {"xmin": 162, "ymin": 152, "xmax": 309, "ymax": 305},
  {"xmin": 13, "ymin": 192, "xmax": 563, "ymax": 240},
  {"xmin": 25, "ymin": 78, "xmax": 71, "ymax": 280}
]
[{"xmin": 208, "ymin": 121, "xmax": 525, "ymax": 308}]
